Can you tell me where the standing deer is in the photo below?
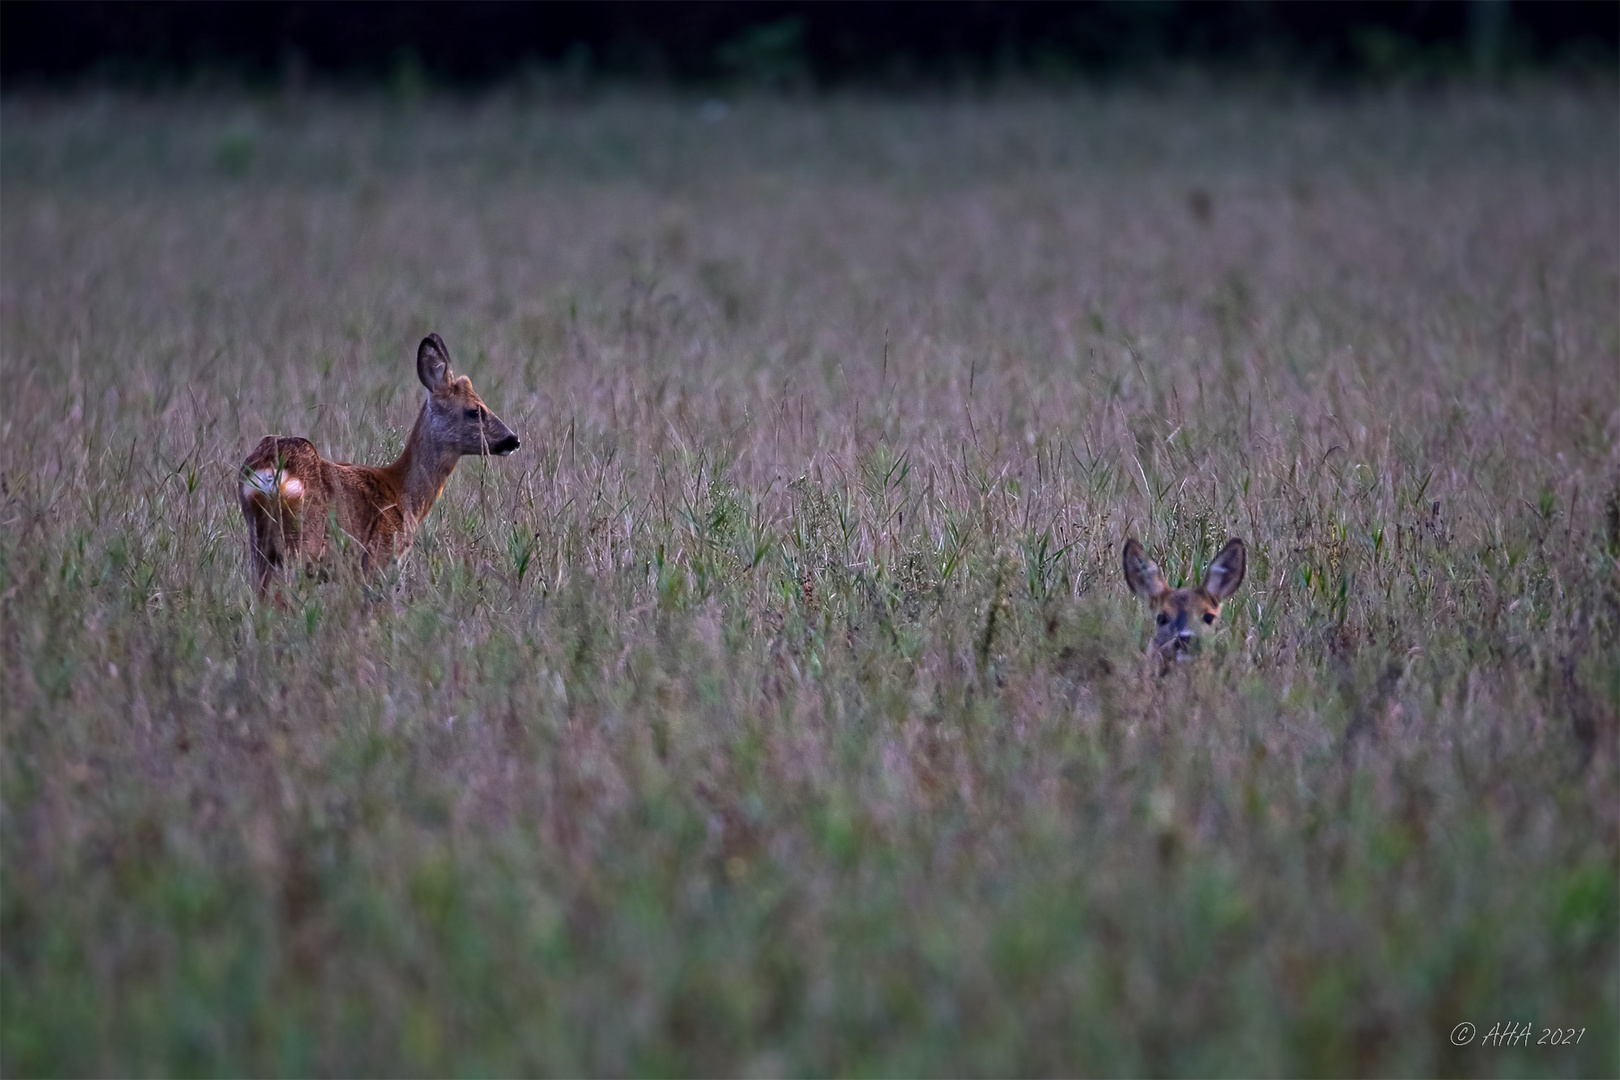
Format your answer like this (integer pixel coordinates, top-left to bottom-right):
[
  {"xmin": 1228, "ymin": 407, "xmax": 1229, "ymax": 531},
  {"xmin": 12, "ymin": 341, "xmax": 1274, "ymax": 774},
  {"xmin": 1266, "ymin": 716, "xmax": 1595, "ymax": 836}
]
[
  {"xmin": 238, "ymin": 333, "xmax": 520, "ymax": 596},
  {"xmin": 1122, "ymin": 536, "xmax": 1247, "ymax": 668}
]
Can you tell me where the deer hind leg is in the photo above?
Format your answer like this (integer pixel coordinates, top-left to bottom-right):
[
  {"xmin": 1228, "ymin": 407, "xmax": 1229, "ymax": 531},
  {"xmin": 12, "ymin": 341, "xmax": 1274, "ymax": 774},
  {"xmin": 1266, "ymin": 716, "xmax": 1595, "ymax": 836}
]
[
  {"xmin": 247, "ymin": 512, "xmax": 312, "ymax": 608},
  {"xmin": 244, "ymin": 504, "xmax": 282, "ymax": 597}
]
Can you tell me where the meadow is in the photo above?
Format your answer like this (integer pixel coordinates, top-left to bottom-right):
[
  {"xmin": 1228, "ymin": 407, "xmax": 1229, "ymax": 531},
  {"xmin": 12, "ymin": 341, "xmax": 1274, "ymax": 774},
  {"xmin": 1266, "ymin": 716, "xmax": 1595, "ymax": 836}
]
[{"xmin": 1, "ymin": 88, "xmax": 1616, "ymax": 1076}]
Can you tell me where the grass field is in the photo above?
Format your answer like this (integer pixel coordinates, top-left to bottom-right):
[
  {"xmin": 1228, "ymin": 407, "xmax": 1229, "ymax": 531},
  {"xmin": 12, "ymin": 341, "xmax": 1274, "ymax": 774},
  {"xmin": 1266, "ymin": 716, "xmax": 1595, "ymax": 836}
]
[{"xmin": 2, "ymin": 89, "xmax": 1617, "ymax": 1076}]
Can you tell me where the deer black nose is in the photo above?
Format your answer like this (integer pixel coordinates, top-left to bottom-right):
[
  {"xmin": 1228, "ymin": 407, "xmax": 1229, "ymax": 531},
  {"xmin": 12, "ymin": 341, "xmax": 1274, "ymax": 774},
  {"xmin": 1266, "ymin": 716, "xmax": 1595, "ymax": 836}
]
[{"xmin": 491, "ymin": 434, "xmax": 521, "ymax": 456}]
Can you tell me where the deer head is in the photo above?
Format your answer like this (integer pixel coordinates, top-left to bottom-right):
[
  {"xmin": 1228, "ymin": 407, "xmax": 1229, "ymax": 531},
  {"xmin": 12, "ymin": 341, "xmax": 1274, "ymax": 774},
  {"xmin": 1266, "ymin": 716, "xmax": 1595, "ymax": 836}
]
[
  {"xmin": 416, "ymin": 333, "xmax": 520, "ymax": 457},
  {"xmin": 1122, "ymin": 536, "xmax": 1246, "ymax": 667}
]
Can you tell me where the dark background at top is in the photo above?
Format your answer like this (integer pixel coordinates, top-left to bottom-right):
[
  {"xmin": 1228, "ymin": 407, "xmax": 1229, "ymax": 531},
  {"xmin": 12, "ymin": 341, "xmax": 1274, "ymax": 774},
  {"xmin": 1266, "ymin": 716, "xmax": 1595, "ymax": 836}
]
[{"xmin": 3, "ymin": 1, "xmax": 1615, "ymax": 91}]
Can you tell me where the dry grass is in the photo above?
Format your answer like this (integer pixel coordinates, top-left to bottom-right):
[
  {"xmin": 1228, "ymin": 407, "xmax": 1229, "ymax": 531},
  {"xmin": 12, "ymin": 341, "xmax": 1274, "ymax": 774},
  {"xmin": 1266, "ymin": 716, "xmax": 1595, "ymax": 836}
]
[{"xmin": 2, "ymin": 89, "xmax": 1617, "ymax": 1076}]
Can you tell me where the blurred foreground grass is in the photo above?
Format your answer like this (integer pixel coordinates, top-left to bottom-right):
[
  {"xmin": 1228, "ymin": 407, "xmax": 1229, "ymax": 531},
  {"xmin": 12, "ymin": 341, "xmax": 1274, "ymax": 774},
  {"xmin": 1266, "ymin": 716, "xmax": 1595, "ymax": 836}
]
[{"xmin": 1, "ymin": 90, "xmax": 1617, "ymax": 1075}]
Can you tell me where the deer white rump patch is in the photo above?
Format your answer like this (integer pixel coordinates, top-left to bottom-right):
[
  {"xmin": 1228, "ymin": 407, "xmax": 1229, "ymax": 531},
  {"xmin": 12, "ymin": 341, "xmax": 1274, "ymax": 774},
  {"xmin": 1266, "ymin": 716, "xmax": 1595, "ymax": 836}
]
[{"xmin": 243, "ymin": 469, "xmax": 304, "ymax": 501}]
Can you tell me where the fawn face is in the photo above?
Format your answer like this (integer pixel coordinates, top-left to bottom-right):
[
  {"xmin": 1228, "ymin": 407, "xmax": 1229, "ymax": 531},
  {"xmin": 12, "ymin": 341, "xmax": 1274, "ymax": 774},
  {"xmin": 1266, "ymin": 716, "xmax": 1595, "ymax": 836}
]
[
  {"xmin": 1122, "ymin": 537, "xmax": 1246, "ymax": 665},
  {"xmin": 417, "ymin": 333, "xmax": 521, "ymax": 457}
]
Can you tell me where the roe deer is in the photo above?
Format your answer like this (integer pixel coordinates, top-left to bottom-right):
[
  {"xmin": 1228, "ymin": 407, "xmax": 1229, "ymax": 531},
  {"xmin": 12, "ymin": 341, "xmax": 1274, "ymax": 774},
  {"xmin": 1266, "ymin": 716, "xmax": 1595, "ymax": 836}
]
[
  {"xmin": 1122, "ymin": 536, "xmax": 1246, "ymax": 668},
  {"xmin": 239, "ymin": 333, "xmax": 520, "ymax": 597}
]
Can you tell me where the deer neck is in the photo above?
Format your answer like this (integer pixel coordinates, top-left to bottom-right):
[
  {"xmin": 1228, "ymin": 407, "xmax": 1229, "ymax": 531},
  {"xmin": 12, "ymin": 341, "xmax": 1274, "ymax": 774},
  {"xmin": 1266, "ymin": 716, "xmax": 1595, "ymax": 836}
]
[{"xmin": 387, "ymin": 401, "xmax": 461, "ymax": 527}]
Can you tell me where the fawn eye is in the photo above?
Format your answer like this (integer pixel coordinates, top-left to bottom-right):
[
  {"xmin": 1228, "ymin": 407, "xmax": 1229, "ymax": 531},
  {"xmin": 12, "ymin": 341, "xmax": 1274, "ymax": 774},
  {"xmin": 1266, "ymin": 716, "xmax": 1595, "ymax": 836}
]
[
  {"xmin": 1203, "ymin": 612, "xmax": 1215, "ymax": 624},
  {"xmin": 464, "ymin": 408, "xmax": 479, "ymax": 419},
  {"xmin": 1156, "ymin": 612, "xmax": 1169, "ymax": 625}
]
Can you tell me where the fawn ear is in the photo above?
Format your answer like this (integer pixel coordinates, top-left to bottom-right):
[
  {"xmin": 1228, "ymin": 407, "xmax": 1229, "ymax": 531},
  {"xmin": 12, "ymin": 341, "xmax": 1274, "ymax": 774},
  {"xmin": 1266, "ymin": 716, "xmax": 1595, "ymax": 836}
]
[
  {"xmin": 1122, "ymin": 538, "xmax": 1169, "ymax": 602},
  {"xmin": 417, "ymin": 333, "xmax": 452, "ymax": 391},
  {"xmin": 1202, "ymin": 537, "xmax": 1246, "ymax": 601}
]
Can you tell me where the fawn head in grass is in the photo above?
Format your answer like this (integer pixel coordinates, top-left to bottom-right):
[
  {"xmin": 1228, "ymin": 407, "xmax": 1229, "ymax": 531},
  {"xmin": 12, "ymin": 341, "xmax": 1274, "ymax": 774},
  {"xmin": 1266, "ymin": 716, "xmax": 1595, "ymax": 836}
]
[
  {"xmin": 238, "ymin": 333, "xmax": 520, "ymax": 598},
  {"xmin": 1122, "ymin": 536, "xmax": 1246, "ymax": 668}
]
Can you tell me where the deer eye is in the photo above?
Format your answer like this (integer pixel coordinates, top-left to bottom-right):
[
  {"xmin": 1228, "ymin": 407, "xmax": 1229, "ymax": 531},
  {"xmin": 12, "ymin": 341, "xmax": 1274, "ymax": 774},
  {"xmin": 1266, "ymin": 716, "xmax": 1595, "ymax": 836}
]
[
  {"xmin": 464, "ymin": 408, "xmax": 479, "ymax": 419},
  {"xmin": 1203, "ymin": 612, "xmax": 1215, "ymax": 624},
  {"xmin": 1156, "ymin": 612, "xmax": 1169, "ymax": 625}
]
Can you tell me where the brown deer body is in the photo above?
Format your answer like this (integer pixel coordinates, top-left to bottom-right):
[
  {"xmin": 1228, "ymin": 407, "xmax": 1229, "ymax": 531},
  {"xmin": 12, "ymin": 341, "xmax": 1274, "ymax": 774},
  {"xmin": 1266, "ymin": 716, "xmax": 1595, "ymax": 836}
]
[
  {"xmin": 1122, "ymin": 536, "xmax": 1247, "ymax": 669},
  {"xmin": 239, "ymin": 334, "xmax": 520, "ymax": 596}
]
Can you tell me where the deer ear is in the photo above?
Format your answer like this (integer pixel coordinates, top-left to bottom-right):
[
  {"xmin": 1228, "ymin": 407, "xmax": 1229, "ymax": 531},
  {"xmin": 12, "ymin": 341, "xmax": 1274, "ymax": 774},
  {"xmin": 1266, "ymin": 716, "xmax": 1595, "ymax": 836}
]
[
  {"xmin": 417, "ymin": 333, "xmax": 452, "ymax": 391},
  {"xmin": 1202, "ymin": 537, "xmax": 1246, "ymax": 601},
  {"xmin": 1122, "ymin": 538, "xmax": 1169, "ymax": 602}
]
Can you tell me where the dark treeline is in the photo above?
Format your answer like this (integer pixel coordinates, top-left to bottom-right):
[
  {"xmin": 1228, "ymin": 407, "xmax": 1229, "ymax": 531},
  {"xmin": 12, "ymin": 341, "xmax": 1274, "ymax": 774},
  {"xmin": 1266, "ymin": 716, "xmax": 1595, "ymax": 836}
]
[{"xmin": 3, "ymin": 1, "xmax": 1615, "ymax": 91}]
